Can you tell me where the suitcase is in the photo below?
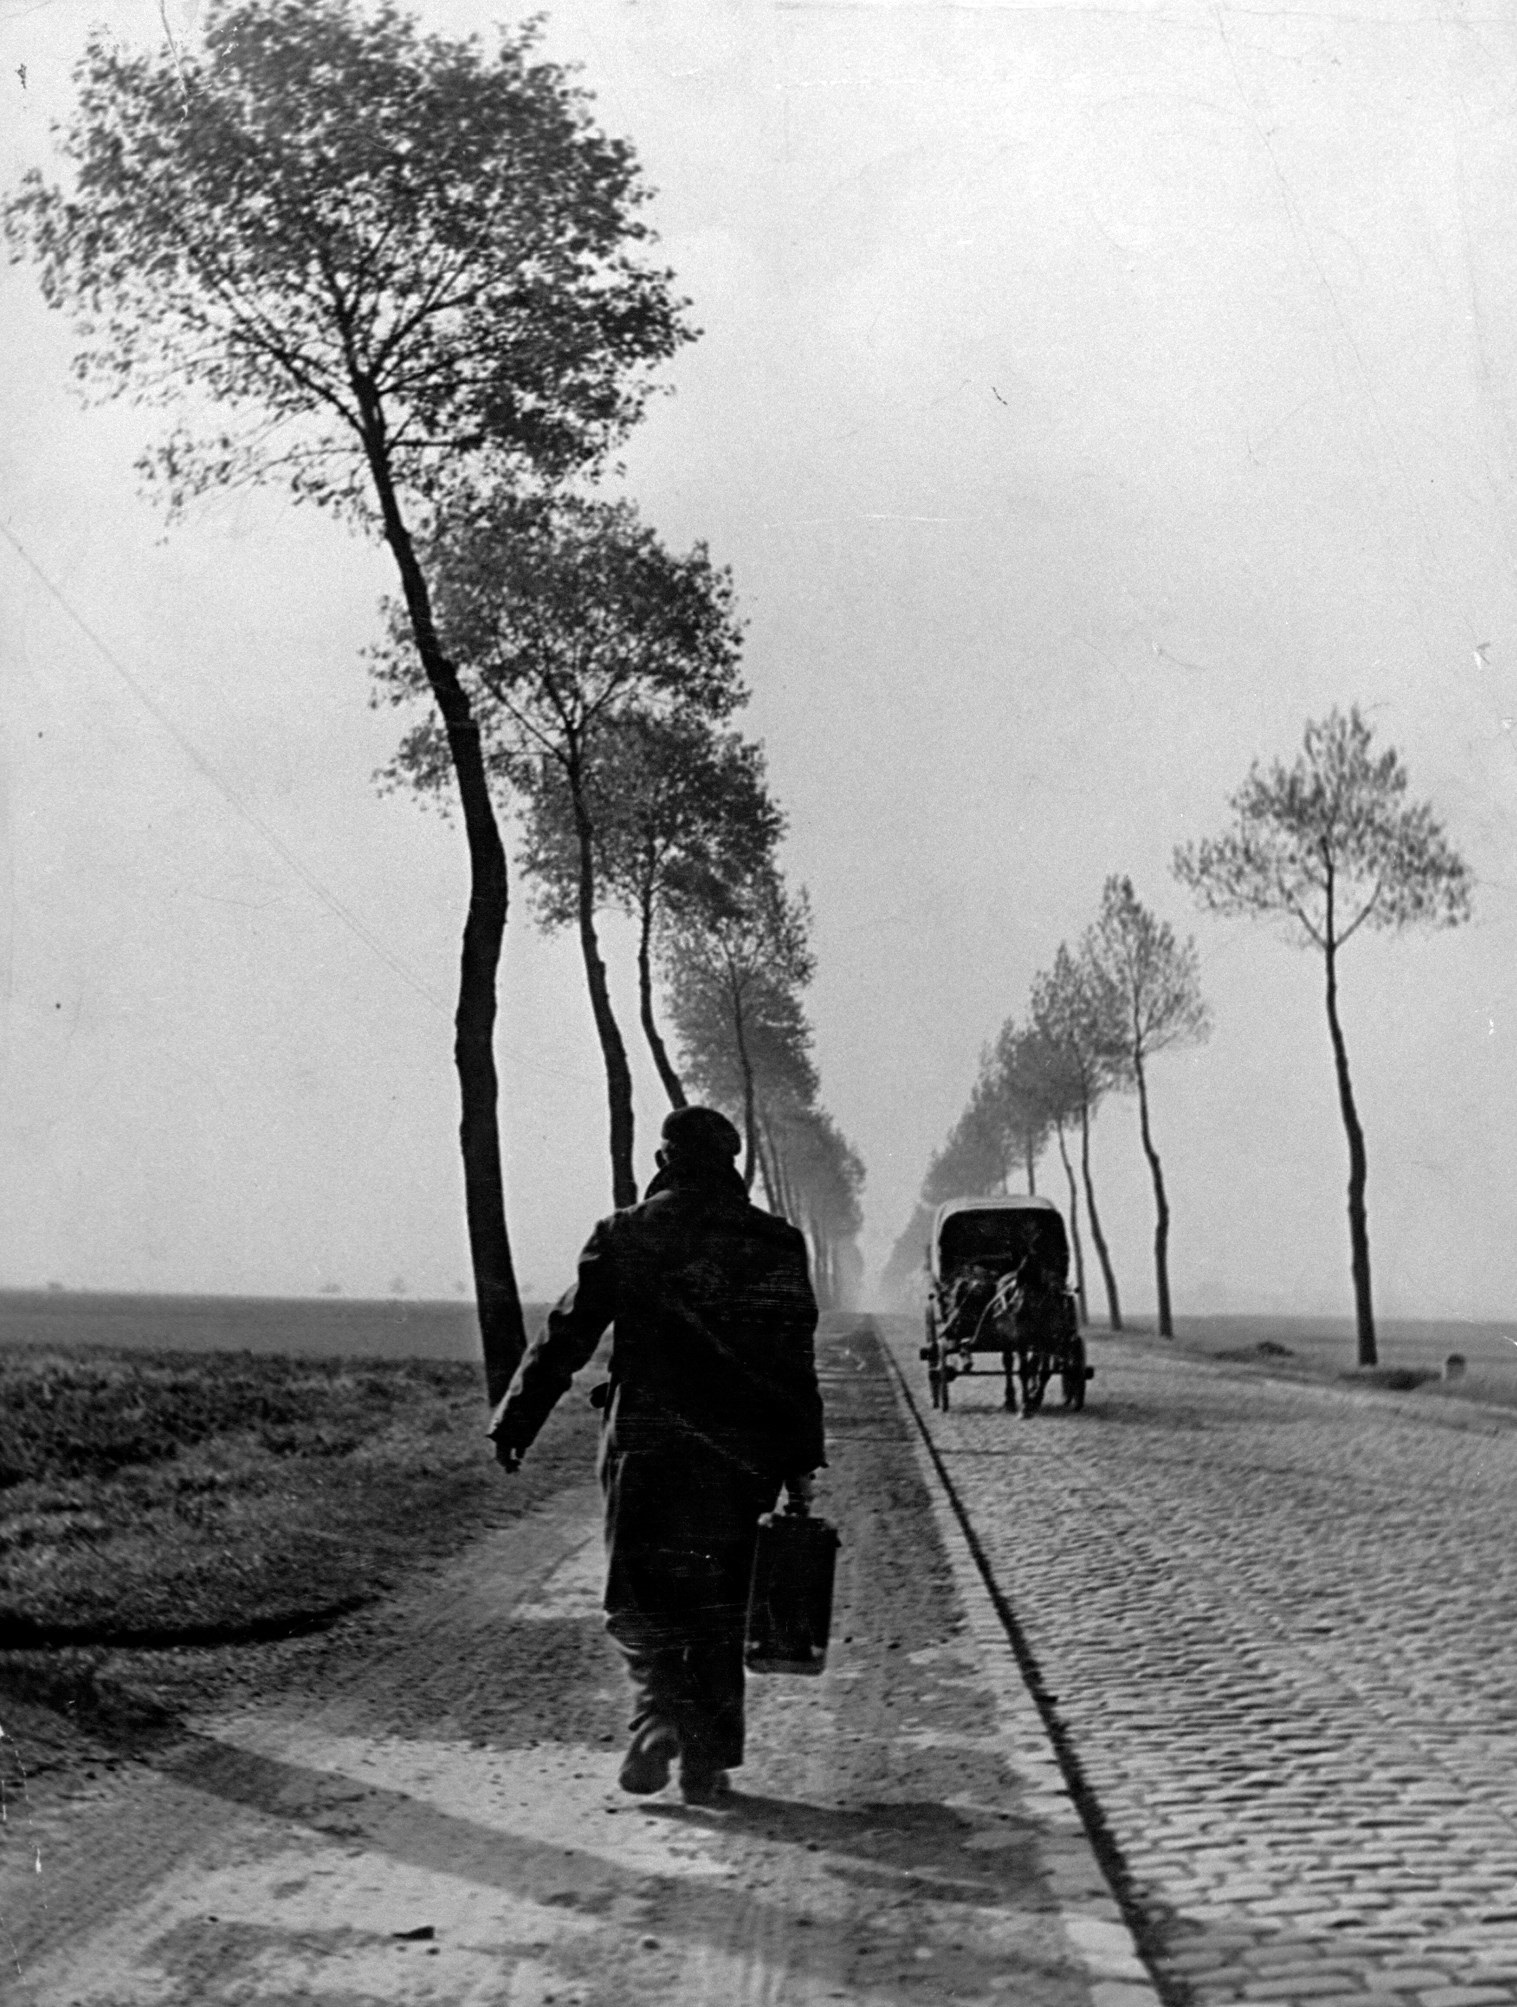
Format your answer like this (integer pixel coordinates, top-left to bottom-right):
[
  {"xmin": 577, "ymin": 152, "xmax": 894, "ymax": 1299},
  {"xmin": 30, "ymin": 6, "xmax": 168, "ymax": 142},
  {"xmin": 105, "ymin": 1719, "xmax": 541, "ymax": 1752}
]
[{"xmin": 744, "ymin": 1504, "xmax": 840, "ymax": 1676}]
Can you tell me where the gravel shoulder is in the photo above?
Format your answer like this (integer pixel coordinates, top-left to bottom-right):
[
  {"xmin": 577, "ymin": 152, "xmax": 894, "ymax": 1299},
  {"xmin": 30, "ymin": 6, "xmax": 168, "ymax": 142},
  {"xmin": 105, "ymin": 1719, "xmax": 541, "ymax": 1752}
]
[{"xmin": 0, "ymin": 1315, "xmax": 1132, "ymax": 2007}]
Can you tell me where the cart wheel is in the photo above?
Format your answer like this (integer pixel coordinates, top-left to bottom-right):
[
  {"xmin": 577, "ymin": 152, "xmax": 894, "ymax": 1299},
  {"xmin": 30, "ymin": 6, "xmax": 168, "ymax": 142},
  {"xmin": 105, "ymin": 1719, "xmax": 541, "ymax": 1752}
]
[{"xmin": 1061, "ymin": 1336, "xmax": 1088, "ymax": 1410}]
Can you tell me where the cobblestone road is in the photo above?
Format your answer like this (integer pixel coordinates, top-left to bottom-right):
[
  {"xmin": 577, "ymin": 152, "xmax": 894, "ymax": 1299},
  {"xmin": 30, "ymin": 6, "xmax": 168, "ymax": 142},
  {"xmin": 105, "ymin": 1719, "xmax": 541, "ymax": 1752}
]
[{"xmin": 876, "ymin": 1318, "xmax": 1517, "ymax": 2007}]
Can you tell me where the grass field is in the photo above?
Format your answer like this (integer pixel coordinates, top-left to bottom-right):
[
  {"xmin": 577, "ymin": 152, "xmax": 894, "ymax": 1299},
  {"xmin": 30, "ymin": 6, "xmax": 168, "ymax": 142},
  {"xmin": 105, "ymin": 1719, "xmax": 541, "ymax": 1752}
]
[
  {"xmin": 0, "ymin": 1319, "xmax": 588, "ymax": 1647},
  {"xmin": 0, "ymin": 1290, "xmax": 497, "ymax": 1361},
  {"xmin": 1159, "ymin": 1312, "xmax": 1517, "ymax": 1409}
]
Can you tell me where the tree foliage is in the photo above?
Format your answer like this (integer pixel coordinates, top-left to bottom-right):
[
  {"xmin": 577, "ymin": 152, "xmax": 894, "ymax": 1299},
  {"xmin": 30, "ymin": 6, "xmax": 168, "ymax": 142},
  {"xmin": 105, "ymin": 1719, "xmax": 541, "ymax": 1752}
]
[
  {"xmin": 1175, "ymin": 706, "xmax": 1472, "ymax": 1365},
  {"xmin": 509, "ymin": 714, "xmax": 783, "ymax": 1109},
  {"xmin": 662, "ymin": 863, "xmax": 815, "ymax": 1190},
  {"xmin": 1082, "ymin": 875, "xmax": 1209, "ymax": 1336},
  {"xmin": 988, "ymin": 1019, "xmax": 1091, "ymax": 1321},
  {"xmin": 881, "ymin": 1203, "xmax": 935, "ymax": 1309},
  {"xmin": 915, "ymin": 1017, "xmax": 1069, "ymax": 1214},
  {"xmin": 374, "ymin": 490, "xmax": 745, "ymax": 1205},
  {"xmin": 761, "ymin": 1105, "xmax": 866, "ymax": 1311},
  {"xmin": 1174, "ymin": 709, "xmax": 1471, "ymax": 950},
  {"xmin": 514, "ymin": 717, "xmax": 778, "ymax": 930},
  {"xmin": 981, "ymin": 1022, "xmax": 1058, "ymax": 1191},
  {"xmin": 1029, "ymin": 946, "xmax": 1124, "ymax": 1329},
  {"xmin": 920, "ymin": 1089, "xmax": 1010, "ymax": 1209},
  {"xmin": 379, "ymin": 491, "xmax": 744, "ymax": 762},
  {"xmin": 1084, "ymin": 879, "xmax": 1210, "ymax": 1074},
  {"xmin": 6, "ymin": 0, "xmax": 688, "ymax": 515},
  {"xmin": 659, "ymin": 857, "xmax": 864, "ymax": 1305}
]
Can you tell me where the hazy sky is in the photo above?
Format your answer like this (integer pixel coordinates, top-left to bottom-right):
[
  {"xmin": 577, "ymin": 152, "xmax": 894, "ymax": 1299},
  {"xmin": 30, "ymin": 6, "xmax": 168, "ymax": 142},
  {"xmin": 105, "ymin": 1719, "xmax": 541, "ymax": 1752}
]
[{"xmin": 3, "ymin": 0, "xmax": 1516, "ymax": 1320}]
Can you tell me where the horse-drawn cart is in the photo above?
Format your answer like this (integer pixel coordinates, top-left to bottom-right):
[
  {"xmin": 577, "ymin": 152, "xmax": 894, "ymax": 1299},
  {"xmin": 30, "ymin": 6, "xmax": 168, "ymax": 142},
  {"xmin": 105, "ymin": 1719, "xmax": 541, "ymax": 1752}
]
[{"xmin": 920, "ymin": 1195, "xmax": 1091, "ymax": 1415}]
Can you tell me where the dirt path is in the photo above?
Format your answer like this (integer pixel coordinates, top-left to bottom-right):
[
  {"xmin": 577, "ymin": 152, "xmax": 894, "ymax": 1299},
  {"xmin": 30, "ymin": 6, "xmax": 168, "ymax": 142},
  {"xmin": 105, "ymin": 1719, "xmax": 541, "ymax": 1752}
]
[{"xmin": 0, "ymin": 1316, "xmax": 1147, "ymax": 2007}]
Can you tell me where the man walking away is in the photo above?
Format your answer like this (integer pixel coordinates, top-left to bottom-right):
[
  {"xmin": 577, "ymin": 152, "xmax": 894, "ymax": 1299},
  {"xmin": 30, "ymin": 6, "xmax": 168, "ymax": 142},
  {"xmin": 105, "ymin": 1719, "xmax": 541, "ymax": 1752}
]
[{"xmin": 489, "ymin": 1105, "xmax": 826, "ymax": 1804}]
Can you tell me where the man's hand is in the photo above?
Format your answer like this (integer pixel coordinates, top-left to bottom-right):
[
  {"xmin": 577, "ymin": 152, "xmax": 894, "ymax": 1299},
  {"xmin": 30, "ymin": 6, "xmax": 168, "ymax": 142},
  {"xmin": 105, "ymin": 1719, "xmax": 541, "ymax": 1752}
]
[
  {"xmin": 785, "ymin": 1470, "xmax": 816, "ymax": 1509},
  {"xmin": 493, "ymin": 1439, "xmax": 524, "ymax": 1473}
]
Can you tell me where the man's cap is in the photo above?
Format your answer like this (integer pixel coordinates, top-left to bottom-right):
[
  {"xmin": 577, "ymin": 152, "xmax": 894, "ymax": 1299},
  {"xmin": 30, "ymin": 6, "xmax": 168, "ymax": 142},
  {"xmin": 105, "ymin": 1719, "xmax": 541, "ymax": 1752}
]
[{"xmin": 660, "ymin": 1105, "xmax": 742, "ymax": 1162}]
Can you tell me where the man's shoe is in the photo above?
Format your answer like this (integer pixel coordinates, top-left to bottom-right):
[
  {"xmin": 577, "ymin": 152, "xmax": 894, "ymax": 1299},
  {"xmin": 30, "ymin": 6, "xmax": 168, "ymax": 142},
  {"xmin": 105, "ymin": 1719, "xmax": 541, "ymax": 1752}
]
[
  {"xmin": 618, "ymin": 1724, "xmax": 680, "ymax": 1796},
  {"xmin": 679, "ymin": 1764, "xmax": 731, "ymax": 1806}
]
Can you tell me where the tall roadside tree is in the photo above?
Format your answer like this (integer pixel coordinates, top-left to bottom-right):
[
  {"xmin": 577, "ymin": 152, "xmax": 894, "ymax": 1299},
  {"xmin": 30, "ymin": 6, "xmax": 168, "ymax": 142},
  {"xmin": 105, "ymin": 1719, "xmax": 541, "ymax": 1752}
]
[
  {"xmin": 983, "ymin": 1022, "xmax": 1054, "ymax": 1195},
  {"xmin": 744, "ymin": 1003, "xmax": 821, "ymax": 1212},
  {"xmin": 1083, "ymin": 876, "xmax": 1210, "ymax": 1338},
  {"xmin": 1010, "ymin": 1022, "xmax": 1092, "ymax": 1325},
  {"xmin": 921, "ymin": 1089, "xmax": 1015, "ymax": 1206},
  {"xmin": 510, "ymin": 714, "xmax": 782, "ymax": 1113},
  {"xmin": 660, "ymin": 874, "xmax": 864, "ymax": 1304},
  {"xmin": 882, "ymin": 1204, "xmax": 936, "ymax": 1308},
  {"xmin": 771, "ymin": 1109, "xmax": 866, "ymax": 1311},
  {"xmin": 661, "ymin": 864, "xmax": 815, "ymax": 1192},
  {"xmin": 375, "ymin": 492, "xmax": 745, "ymax": 1208},
  {"xmin": 1175, "ymin": 708, "xmax": 1471, "ymax": 1367},
  {"xmin": 5, "ymin": 0, "xmax": 691, "ymax": 1400},
  {"xmin": 1030, "ymin": 946, "xmax": 1125, "ymax": 1330}
]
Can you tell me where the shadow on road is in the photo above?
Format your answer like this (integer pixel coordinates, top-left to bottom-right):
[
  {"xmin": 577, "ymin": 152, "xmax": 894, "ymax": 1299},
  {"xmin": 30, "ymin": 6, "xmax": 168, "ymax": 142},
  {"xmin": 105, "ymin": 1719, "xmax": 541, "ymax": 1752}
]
[{"xmin": 649, "ymin": 1787, "xmax": 1041, "ymax": 1903}]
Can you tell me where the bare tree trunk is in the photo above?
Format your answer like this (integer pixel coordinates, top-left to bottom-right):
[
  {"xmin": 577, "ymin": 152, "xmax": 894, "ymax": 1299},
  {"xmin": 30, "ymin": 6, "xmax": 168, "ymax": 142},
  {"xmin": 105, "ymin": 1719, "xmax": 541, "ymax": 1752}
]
[
  {"xmin": 1080, "ymin": 1100, "xmax": 1122, "ymax": 1331},
  {"xmin": 1324, "ymin": 937, "xmax": 1376, "ymax": 1365},
  {"xmin": 754, "ymin": 1115, "xmax": 782, "ymax": 1214},
  {"xmin": 729, "ymin": 975, "xmax": 759, "ymax": 1192},
  {"xmin": 568, "ymin": 770, "xmax": 638, "ymax": 1209},
  {"xmin": 774, "ymin": 1139, "xmax": 801, "ymax": 1225},
  {"xmin": 1056, "ymin": 1120, "xmax": 1089, "ymax": 1325},
  {"xmin": 361, "ymin": 421, "xmax": 524, "ymax": 1404},
  {"xmin": 1025, "ymin": 1136, "xmax": 1037, "ymax": 1195},
  {"xmin": 808, "ymin": 1217, "xmax": 832, "ymax": 1309},
  {"xmin": 1133, "ymin": 1049, "xmax": 1173, "ymax": 1337},
  {"xmin": 636, "ymin": 889, "xmax": 685, "ymax": 1110}
]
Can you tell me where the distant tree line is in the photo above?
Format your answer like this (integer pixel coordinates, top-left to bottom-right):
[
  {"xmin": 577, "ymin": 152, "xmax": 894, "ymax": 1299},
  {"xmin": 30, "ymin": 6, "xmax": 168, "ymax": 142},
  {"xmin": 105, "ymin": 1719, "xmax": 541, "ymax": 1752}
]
[
  {"xmin": 373, "ymin": 488, "xmax": 864, "ymax": 1306},
  {"xmin": 883, "ymin": 877, "xmax": 1208, "ymax": 1336},
  {"xmin": 886, "ymin": 709, "xmax": 1472, "ymax": 1366}
]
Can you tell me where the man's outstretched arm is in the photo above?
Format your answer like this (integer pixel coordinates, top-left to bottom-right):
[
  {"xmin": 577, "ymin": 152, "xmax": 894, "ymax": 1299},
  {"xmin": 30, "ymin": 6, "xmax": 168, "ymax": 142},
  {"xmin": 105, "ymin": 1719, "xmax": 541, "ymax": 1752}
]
[{"xmin": 488, "ymin": 1220, "xmax": 617, "ymax": 1468}]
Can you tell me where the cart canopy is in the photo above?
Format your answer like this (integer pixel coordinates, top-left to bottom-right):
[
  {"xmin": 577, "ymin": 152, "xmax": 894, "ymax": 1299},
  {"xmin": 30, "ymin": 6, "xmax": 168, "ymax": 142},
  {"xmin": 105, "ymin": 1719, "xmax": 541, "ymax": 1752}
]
[{"xmin": 931, "ymin": 1195, "xmax": 1070, "ymax": 1285}]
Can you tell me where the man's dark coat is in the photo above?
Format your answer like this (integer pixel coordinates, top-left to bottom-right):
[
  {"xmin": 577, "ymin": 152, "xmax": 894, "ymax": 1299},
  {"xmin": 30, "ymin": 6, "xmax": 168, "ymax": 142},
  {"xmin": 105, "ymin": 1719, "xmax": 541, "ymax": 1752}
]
[{"xmin": 490, "ymin": 1165, "xmax": 824, "ymax": 1660}]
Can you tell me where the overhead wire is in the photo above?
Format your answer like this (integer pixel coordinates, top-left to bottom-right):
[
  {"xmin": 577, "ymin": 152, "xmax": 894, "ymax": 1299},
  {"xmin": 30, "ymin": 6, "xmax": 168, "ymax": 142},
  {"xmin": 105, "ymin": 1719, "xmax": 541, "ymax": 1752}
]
[{"xmin": 0, "ymin": 517, "xmax": 597, "ymax": 1087}]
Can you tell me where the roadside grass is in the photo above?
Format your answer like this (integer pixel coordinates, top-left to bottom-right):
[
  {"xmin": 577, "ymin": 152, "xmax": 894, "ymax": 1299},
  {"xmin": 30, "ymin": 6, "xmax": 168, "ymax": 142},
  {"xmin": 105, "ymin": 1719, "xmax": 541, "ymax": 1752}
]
[
  {"xmin": 1413, "ymin": 1369, "xmax": 1517, "ymax": 1412},
  {"xmin": 1122, "ymin": 1314, "xmax": 1517, "ymax": 1415},
  {"xmin": 0, "ymin": 1343, "xmax": 587, "ymax": 1645}
]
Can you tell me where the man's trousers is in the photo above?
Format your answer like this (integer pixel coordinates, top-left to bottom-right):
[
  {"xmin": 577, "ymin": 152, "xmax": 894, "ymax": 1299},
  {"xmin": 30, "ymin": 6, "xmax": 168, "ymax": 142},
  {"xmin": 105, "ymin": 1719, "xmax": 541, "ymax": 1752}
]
[{"xmin": 600, "ymin": 1442, "xmax": 779, "ymax": 1769}]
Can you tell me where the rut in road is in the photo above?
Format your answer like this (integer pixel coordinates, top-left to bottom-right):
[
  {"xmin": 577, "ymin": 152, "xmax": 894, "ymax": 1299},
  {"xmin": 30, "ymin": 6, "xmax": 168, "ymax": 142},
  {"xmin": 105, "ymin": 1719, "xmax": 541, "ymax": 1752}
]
[{"xmin": 2, "ymin": 1314, "xmax": 1110, "ymax": 2007}]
